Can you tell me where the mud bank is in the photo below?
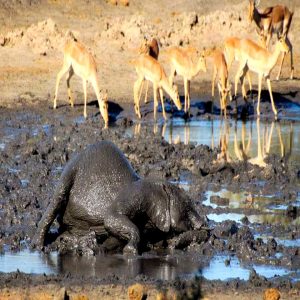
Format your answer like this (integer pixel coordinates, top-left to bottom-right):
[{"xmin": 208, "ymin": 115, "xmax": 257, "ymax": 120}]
[{"xmin": 0, "ymin": 98, "xmax": 300, "ymax": 296}]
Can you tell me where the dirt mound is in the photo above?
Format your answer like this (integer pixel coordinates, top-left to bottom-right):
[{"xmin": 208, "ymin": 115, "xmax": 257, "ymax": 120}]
[
  {"xmin": 0, "ymin": 18, "xmax": 64, "ymax": 55},
  {"xmin": 0, "ymin": 0, "xmax": 41, "ymax": 9},
  {"xmin": 99, "ymin": 2, "xmax": 251, "ymax": 51}
]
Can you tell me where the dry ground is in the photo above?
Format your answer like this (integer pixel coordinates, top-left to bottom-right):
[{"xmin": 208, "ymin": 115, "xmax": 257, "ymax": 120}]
[{"xmin": 0, "ymin": 0, "xmax": 299, "ymax": 108}]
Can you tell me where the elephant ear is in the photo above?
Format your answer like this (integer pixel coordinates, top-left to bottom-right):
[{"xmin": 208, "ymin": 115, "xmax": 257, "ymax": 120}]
[{"xmin": 148, "ymin": 184, "xmax": 171, "ymax": 232}]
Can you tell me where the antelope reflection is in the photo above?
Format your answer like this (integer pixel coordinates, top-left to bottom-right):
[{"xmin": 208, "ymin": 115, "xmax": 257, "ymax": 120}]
[
  {"xmin": 132, "ymin": 119, "xmax": 293, "ymax": 166},
  {"xmin": 217, "ymin": 119, "xmax": 291, "ymax": 167},
  {"xmin": 248, "ymin": 118, "xmax": 288, "ymax": 167}
]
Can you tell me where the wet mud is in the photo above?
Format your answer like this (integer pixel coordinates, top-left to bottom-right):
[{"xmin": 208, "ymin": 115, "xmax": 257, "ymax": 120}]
[{"xmin": 0, "ymin": 97, "xmax": 300, "ymax": 296}]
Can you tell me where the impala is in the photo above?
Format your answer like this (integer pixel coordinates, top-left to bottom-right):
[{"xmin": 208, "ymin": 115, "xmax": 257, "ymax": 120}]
[
  {"xmin": 234, "ymin": 37, "xmax": 289, "ymax": 116},
  {"xmin": 138, "ymin": 37, "xmax": 160, "ymax": 104},
  {"xmin": 132, "ymin": 54, "xmax": 182, "ymax": 120},
  {"xmin": 53, "ymin": 32, "xmax": 109, "ymax": 127},
  {"xmin": 248, "ymin": 0, "xmax": 294, "ymax": 80},
  {"xmin": 166, "ymin": 47, "xmax": 207, "ymax": 113},
  {"xmin": 211, "ymin": 50, "xmax": 232, "ymax": 117}
]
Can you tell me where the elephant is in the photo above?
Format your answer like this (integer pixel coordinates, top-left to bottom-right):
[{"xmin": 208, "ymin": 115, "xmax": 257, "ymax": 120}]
[{"xmin": 32, "ymin": 141, "xmax": 207, "ymax": 254}]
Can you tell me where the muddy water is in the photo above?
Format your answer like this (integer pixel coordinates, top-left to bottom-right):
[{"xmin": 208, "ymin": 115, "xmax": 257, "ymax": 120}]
[
  {"xmin": 2, "ymin": 250, "xmax": 299, "ymax": 282},
  {"xmin": 1, "ymin": 109, "xmax": 300, "ymax": 284}
]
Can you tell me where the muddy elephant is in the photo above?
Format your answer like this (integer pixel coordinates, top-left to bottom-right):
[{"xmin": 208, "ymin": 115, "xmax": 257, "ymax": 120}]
[{"xmin": 32, "ymin": 141, "xmax": 206, "ymax": 254}]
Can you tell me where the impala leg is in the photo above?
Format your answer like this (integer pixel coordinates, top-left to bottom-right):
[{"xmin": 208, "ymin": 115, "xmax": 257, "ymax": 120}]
[
  {"xmin": 266, "ymin": 77, "xmax": 277, "ymax": 117},
  {"xmin": 246, "ymin": 71, "xmax": 252, "ymax": 94},
  {"xmin": 285, "ymin": 37, "xmax": 294, "ymax": 80},
  {"xmin": 168, "ymin": 67, "xmax": 176, "ymax": 86},
  {"xmin": 187, "ymin": 80, "xmax": 191, "ymax": 112},
  {"xmin": 159, "ymin": 87, "xmax": 167, "ymax": 120},
  {"xmin": 256, "ymin": 73, "xmax": 263, "ymax": 116},
  {"xmin": 240, "ymin": 65, "xmax": 249, "ymax": 102},
  {"xmin": 144, "ymin": 81, "xmax": 149, "ymax": 103},
  {"xmin": 138, "ymin": 80, "xmax": 144, "ymax": 104},
  {"xmin": 235, "ymin": 62, "xmax": 246, "ymax": 97},
  {"xmin": 133, "ymin": 77, "xmax": 144, "ymax": 119},
  {"xmin": 289, "ymin": 39, "xmax": 294, "ymax": 80},
  {"xmin": 82, "ymin": 79, "xmax": 87, "ymax": 118},
  {"xmin": 211, "ymin": 66, "xmax": 217, "ymax": 97},
  {"xmin": 153, "ymin": 83, "xmax": 158, "ymax": 121},
  {"xmin": 66, "ymin": 67, "xmax": 74, "ymax": 107},
  {"xmin": 184, "ymin": 78, "xmax": 188, "ymax": 113},
  {"xmin": 234, "ymin": 61, "xmax": 247, "ymax": 112},
  {"xmin": 53, "ymin": 60, "xmax": 71, "ymax": 109},
  {"xmin": 276, "ymin": 51, "xmax": 285, "ymax": 81}
]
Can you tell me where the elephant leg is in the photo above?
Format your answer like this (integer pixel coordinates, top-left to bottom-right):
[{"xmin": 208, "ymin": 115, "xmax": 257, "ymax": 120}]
[{"xmin": 104, "ymin": 213, "xmax": 140, "ymax": 255}]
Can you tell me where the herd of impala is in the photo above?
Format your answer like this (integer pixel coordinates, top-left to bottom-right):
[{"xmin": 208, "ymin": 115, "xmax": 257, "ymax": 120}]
[{"xmin": 53, "ymin": 0, "xmax": 294, "ymax": 128}]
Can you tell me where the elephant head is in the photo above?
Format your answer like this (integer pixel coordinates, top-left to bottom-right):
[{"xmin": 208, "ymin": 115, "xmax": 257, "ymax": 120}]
[{"xmin": 145, "ymin": 181, "xmax": 207, "ymax": 234}]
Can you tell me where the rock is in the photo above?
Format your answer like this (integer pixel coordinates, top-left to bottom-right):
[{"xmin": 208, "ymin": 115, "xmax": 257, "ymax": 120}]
[
  {"xmin": 263, "ymin": 288, "xmax": 280, "ymax": 300},
  {"xmin": 128, "ymin": 283, "xmax": 147, "ymax": 300},
  {"xmin": 210, "ymin": 195, "xmax": 229, "ymax": 206}
]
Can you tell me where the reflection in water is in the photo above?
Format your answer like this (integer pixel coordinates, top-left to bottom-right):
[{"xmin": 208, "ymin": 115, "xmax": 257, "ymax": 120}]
[
  {"xmin": 0, "ymin": 250, "xmax": 205, "ymax": 280},
  {"xmin": 1, "ymin": 251, "xmax": 297, "ymax": 281},
  {"xmin": 130, "ymin": 118, "xmax": 297, "ymax": 165}
]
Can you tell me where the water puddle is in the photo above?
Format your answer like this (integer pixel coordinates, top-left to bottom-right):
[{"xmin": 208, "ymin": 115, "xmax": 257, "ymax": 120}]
[
  {"xmin": 127, "ymin": 118, "xmax": 300, "ymax": 164},
  {"xmin": 207, "ymin": 212, "xmax": 300, "ymax": 226},
  {"xmin": 201, "ymin": 255, "xmax": 291, "ymax": 281},
  {"xmin": 203, "ymin": 189, "xmax": 300, "ymax": 212},
  {"xmin": 254, "ymin": 235, "xmax": 300, "ymax": 248},
  {"xmin": 0, "ymin": 251, "xmax": 297, "ymax": 282}
]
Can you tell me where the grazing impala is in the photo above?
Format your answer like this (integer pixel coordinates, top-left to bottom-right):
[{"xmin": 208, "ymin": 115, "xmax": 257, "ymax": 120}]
[
  {"xmin": 211, "ymin": 50, "xmax": 232, "ymax": 117},
  {"xmin": 132, "ymin": 54, "xmax": 181, "ymax": 120},
  {"xmin": 248, "ymin": 0, "xmax": 294, "ymax": 80},
  {"xmin": 166, "ymin": 47, "xmax": 207, "ymax": 113},
  {"xmin": 138, "ymin": 37, "xmax": 160, "ymax": 103},
  {"xmin": 234, "ymin": 37, "xmax": 289, "ymax": 117},
  {"xmin": 53, "ymin": 32, "xmax": 109, "ymax": 127}
]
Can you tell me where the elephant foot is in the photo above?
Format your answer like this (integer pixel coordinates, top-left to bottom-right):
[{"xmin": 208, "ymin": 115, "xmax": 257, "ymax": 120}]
[{"xmin": 52, "ymin": 230, "xmax": 98, "ymax": 255}]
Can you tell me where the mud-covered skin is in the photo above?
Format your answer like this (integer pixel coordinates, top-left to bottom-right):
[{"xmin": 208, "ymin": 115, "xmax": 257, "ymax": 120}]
[{"xmin": 32, "ymin": 141, "xmax": 206, "ymax": 254}]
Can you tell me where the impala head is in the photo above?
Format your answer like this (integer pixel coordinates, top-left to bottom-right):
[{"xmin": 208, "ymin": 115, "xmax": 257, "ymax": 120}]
[
  {"xmin": 277, "ymin": 38, "xmax": 289, "ymax": 53},
  {"xmin": 171, "ymin": 84, "xmax": 182, "ymax": 111},
  {"xmin": 139, "ymin": 37, "xmax": 149, "ymax": 55},
  {"xmin": 248, "ymin": 0, "xmax": 260, "ymax": 23}
]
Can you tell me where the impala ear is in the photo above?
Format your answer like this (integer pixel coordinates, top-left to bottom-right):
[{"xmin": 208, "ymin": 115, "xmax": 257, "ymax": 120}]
[{"xmin": 254, "ymin": 0, "xmax": 260, "ymax": 6}]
